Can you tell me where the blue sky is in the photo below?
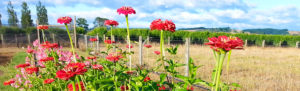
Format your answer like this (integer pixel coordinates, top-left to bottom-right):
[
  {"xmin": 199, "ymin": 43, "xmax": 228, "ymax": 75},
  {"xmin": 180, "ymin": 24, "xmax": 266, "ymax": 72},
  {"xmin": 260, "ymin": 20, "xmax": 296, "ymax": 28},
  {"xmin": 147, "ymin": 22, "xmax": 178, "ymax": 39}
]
[{"xmin": 1, "ymin": 0, "xmax": 300, "ymax": 31}]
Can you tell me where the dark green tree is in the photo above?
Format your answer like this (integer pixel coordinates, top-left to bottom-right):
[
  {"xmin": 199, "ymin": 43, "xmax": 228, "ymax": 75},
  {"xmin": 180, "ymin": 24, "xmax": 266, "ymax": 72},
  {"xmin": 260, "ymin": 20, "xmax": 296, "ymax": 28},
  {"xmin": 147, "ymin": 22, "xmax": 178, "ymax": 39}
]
[
  {"xmin": 21, "ymin": 2, "xmax": 33, "ymax": 28},
  {"xmin": 0, "ymin": 14, "xmax": 2, "ymax": 27},
  {"xmin": 76, "ymin": 18, "xmax": 89, "ymax": 30},
  {"xmin": 36, "ymin": 1, "xmax": 48, "ymax": 25},
  {"xmin": 7, "ymin": 1, "xmax": 18, "ymax": 26},
  {"xmin": 93, "ymin": 17, "xmax": 108, "ymax": 28}
]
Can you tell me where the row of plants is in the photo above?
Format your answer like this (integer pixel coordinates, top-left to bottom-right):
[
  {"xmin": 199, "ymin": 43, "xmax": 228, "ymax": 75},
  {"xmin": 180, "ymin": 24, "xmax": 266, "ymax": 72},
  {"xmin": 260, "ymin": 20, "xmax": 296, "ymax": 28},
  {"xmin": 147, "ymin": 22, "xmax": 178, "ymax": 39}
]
[
  {"xmin": 0, "ymin": 26, "xmax": 86, "ymax": 35},
  {"xmin": 87, "ymin": 28, "xmax": 300, "ymax": 47},
  {"xmin": 3, "ymin": 6, "xmax": 243, "ymax": 91}
]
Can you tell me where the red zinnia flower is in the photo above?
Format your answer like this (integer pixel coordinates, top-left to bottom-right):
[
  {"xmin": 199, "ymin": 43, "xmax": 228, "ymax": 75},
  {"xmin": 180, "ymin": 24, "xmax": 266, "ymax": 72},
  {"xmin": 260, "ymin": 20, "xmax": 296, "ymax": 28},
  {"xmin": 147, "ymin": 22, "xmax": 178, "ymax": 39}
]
[
  {"xmin": 15, "ymin": 63, "xmax": 30, "ymax": 68},
  {"xmin": 150, "ymin": 19, "xmax": 176, "ymax": 32},
  {"xmin": 3, "ymin": 79, "xmax": 15, "ymax": 86},
  {"xmin": 26, "ymin": 49, "xmax": 34, "ymax": 54},
  {"xmin": 187, "ymin": 86, "xmax": 194, "ymax": 91},
  {"xmin": 104, "ymin": 20, "xmax": 119, "ymax": 27},
  {"xmin": 120, "ymin": 85, "xmax": 129, "ymax": 91},
  {"xmin": 41, "ymin": 41, "xmax": 59, "ymax": 49},
  {"xmin": 126, "ymin": 71, "xmax": 134, "ymax": 75},
  {"xmin": 143, "ymin": 76, "xmax": 151, "ymax": 82},
  {"xmin": 117, "ymin": 6, "xmax": 136, "ymax": 16},
  {"xmin": 92, "ymin": 64, "xmax": 103, "ymax": 71},
  {"xmin": 37, "ymin": 25, "xmax": 49, "ymax": 30},
  {"xmin": 89, "ymin": 38, "xmax": 98, "ymax": 42},
  {"xmin": 67, "ymin": 81, "xmax": 85, "ymax": 91},
  {"xmin": 39, "ymin": 57, "xmax": 54, "ymax": 62},
  {"xmin": 126, "ymin": 45, "xmax": 133, "ymax": 48},
  {"xmin": 87, "ymin": 56, "xmax": 97, "ymax": 60},
  {"xmin": 56, "ymin": 63, "xmax": 87, "ymax": 80},
  {"xmin": 25, "ymin": 67, "xmax": 39, "ymax": 74},
  {"xmin": 106, "ymin": 52, "xmax": 123, "ymax": 62},
  {"xmin": 57, "ymin": 16, "xmax": 72, "ymax": 24},
  {"xmin": 44, "ymin": 78, "xmax": 55, "ymax": 84},
  {"xmin": 56, "ymin": 70, "xmax": 75, "ymax": 80},
  {"xmin": 144, "ymin": 44, "xmax": 152, "ymax": 48},
  {"xmin": 154, "ymin": 51, "xmax": 161, "ymax": 55},
  {"xmin": 158, "ymin": 85, "xmax": 166, "ymax": 91},
  {"xmin": 104, "ymin": 40, "xmax": 115, "ymax": 44},
  {"xmin": 205, "ymin": 36, "xmax": 243, "ymax": 52}
]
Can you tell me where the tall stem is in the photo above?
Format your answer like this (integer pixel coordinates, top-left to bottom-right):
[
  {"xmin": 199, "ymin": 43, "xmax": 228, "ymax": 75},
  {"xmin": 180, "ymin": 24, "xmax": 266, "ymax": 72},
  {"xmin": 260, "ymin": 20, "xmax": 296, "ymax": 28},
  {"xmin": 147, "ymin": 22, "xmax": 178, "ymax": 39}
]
[
  {"xmin": 110, "ymin": 26, "xmax": 113, "ymax": 40},
  {"xmin": 212, "ymin": 51, "xmax": 220, "ymax": 91},
  {"xmin": 160, "ymin": 30, "xmax": 165, "ymax": 67},
  {"xmin": 76, "ymin": 76, "xmax": 82, "ymax": 91},
  {"xmin": 125, "ymin": 15, "xmax": 132, "ymax": 71},
  {"xmin": 41, "ymin": 29, "xmax": 46, "ymax": 43},
  {"xmin": 72, "ymin": 81, "xmax": 76, "ymax": 91},
  {"xmin": 64, "ymin": 24, "xmax": 77, "ymax": 62},
  {"xmin": 215, "ymin": 52, "xmax": 226, "ymax": 91}
]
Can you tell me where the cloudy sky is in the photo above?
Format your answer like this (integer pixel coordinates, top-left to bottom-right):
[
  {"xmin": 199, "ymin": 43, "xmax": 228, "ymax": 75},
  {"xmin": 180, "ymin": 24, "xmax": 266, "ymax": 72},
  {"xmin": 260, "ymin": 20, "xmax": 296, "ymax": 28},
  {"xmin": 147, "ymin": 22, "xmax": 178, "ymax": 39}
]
[{"xmin": 1, "ymin": 0, "xmax": 300, "ymax": 31}]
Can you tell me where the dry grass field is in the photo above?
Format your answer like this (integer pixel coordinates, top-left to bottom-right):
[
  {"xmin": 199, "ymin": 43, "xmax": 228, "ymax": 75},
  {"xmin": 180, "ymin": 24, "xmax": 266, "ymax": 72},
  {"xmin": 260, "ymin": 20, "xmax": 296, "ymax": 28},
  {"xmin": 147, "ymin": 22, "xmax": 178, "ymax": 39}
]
[
  {"xmin": 1, "ymin": 44, "xmax": 299, "ymax": 91},
  {"xmin": 110, "ymin": 43, "xmax": 300, "ymax": 91}
]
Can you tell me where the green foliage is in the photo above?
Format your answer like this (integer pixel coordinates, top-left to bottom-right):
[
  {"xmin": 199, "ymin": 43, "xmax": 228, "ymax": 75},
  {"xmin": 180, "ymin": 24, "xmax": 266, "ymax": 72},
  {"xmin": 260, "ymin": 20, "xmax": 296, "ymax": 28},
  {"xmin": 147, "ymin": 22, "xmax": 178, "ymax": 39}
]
[
  {"xmin": 75, "ymin": 27, "xmax": 87, "ymax": 34},
  {"xmin": 7, "ymin": 1, "xmax": 18, "ymax": 26},
  {"xmin": 36, "ymin": 1, "xmax": 48, "ymax": 25},
  {"xmin": 21, "ymin": 2, "xmax": 33, "ymax": 28},
  {"xmin": 76, "ymin": 18, "xmax": 89, "ymax": 30}
]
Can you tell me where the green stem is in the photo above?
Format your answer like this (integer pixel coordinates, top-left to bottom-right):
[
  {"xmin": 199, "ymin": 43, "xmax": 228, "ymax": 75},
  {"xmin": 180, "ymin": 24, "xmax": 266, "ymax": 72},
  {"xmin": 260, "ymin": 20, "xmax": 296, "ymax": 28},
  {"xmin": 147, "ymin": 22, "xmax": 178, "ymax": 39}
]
[
  {"xmin": 212, "ymin": 51, "xmax": 220, "ymax": 91},
  {"xmin": 125, "ymin": 15, "xmax": 132, "ymax": 71},
  {"xmin": 41, "ymin": 29, "xmax": 46, "ymax": 43},
  {"xmin": 113, "ymin": 63, "xmax": 117, "ymax": 89},
  {"xmin": 160, "ymin": 30, "xmax": 165, "ymax": 68},
  {"xmin": 226, "ymin": 50, "xmax": 232, "ymax": 81},
  {"xmin": 72, "ymin": 81, "xmax": 76, "ymax": 91},
  {"xmin": 110, "ymin": 26, "xmax": 113, "ymax": 40},
  {"xmin": 215, "ymin": 52, "xmax": 226, "ymax": 91},
  {"xmin": 64, "ymin": 24, "xmax": 77, "ymax": 62},
  {"xmin": 76, "ymin": 76, "xmax": 82, "ymax": 91}
]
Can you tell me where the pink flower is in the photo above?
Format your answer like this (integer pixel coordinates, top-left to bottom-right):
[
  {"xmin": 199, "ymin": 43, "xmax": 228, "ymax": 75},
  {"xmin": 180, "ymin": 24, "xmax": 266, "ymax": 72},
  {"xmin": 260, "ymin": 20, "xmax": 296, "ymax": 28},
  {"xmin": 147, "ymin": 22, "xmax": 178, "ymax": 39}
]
[
  {"xmin": 154, "ymin": 51, "xmax": 161, "ymax": 55},
  {"xmin": 26, "ymin": 46, "xmax": 34, "ymax": 53},
  {"xmin": 117, "ymin": 6, "xmax": 136, "ymax": 16},
  {"xmin": 104, "ymin": 20, "xmax": 119, "ymax": 26},
  {"xmin": 84, "ymin": 61, "xmax": 91, "ymax": 67},
  {"xmin": 33, "ymin": 39, "xmax": 39, "ymax": 47},
  {"xmin": 150, "ymin": 19, "xmax": 176, "ymax": 32},
  {"xmin": 57, "ymin": 16, "xmax": 72, "ymax": 24}
]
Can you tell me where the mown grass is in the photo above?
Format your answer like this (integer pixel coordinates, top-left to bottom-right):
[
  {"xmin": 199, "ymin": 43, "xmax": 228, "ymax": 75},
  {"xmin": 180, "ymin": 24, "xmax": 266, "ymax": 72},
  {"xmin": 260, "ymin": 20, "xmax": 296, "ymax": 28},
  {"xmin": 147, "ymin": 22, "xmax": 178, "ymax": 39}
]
[{"xmin": 0, "ymin": 52, "xmax": 27, "ymax": 91}]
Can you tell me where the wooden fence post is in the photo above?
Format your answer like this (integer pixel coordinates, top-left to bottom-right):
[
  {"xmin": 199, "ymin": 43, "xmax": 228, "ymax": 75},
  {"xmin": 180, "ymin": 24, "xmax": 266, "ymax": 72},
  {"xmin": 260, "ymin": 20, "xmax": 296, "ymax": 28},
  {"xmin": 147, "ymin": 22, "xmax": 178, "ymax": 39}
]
[
  {"xmin": 278, "ymin": 41, "xmax": 282, "ymax": 47},
  {"xmin": 15, "ymin": 34, "xmax": 19, "ymax": 48},
  {"xmin": 52, "ymin": 33, "xmax": 55, "ymax": 43},
  {"xmin": 27, "ymin": 34, "xmax": 31, "ymax": 45},
  {"xmin": 296, "ymin": 41, "xmax": 299, "ymax": 48},
  {"xmin": 96, "ymin": 34, "xmax": 99, "ymax": 52},
  {"xmin": 262, "ymin": 40, "xmax": 265, "ymax": 48},
  {"xmin": 84, "ymin": 35, "xmax": 88, "ymax": 51},
  {"xmin": 244, "ymin": 39, "xmax": 247, "ymax": 47},
  {"xmin": 168, "ymin": 37, "xmax": 170, "ymax": 46},
  {"xmin": 36, "ymin": 20, "xmax": 40, "ymax": 44},
  {"xmin": 147, "ymin": 36, "xmax": 150, "ymax": 44},
  {"xmin": 185, "ymin": 38, "xmax": 190, "ymax": 76},
  {"xmin": 1, "ymin": 34, "xmax": 5, "ymax": 47},
  {"xmin": 139, "ymin": 36, "xmax": 143, "ymax": 65}
]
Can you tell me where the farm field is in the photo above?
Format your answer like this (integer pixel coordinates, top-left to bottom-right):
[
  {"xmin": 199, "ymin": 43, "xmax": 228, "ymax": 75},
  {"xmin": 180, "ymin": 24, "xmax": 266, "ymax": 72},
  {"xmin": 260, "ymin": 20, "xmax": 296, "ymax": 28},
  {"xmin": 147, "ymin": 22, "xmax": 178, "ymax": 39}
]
[{"xmin": 111, "ymin": 43, "xmax": 300, "ymax": 91}]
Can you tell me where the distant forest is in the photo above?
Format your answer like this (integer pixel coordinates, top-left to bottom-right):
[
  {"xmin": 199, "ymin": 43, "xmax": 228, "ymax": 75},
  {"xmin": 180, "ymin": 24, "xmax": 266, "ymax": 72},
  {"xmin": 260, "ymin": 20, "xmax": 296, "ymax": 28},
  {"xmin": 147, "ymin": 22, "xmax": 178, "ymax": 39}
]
[
  {"xmin": 179, "ymin": 27, "xmax": 290, "ymax": 35},
  {"xmin": 243, "ymin": 28, "xmax": 289, "ymax": 35}
]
